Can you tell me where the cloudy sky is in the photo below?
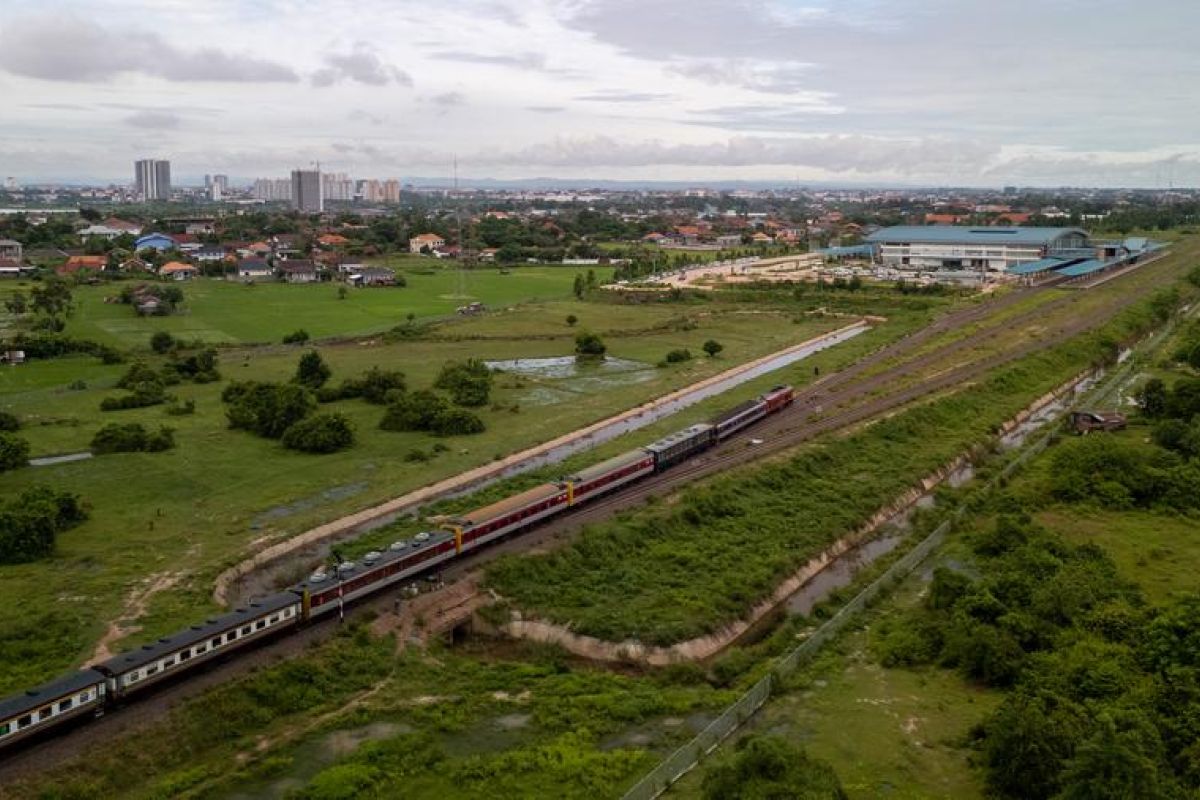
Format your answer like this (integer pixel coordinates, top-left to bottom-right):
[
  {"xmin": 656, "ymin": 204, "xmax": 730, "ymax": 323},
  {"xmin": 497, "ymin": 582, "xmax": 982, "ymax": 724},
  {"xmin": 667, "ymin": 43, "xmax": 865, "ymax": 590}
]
[{"xmin": 2, "ymin": 0, "xmax": 1198, "ymax": 187}]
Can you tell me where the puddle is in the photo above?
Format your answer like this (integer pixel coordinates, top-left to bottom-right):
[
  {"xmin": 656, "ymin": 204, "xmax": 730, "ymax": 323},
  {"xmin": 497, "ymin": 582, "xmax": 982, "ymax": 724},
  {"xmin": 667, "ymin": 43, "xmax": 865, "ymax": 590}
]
[
  {"xmin": 486, "ymin": 355, "xmax": 650, "ymax": 379},
  {"xmin": 224, "ymin": 721, "xmax": 409, "ymax": 800},
  {"xmin": 251, "ymin": 482, "xmax": 369, "ymax": 528},
  {"xmin": 493, "ymin": 713, "xmax": 531, "ymax": 730},
  {"xmin": 998, "ymin": 371, "xmax": 1104, "ymax": 451},
  {"xmin": 599, "ymin": 712, "xmax": 715, "ymax": 752},
  {"xmin": 29, "ymin": 451, "xmax": 93, "ymax": 467},
  {"xmin": 785, "ymin": 533, "xmax": 906, "ymax": 616}
]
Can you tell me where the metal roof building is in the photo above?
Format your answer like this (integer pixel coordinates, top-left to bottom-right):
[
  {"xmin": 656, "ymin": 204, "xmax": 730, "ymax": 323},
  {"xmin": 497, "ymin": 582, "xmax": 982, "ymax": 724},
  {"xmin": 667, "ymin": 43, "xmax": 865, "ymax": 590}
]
[{"xmin": 865, "ymin": 226, "xmax": 1091, "ymax": 272}]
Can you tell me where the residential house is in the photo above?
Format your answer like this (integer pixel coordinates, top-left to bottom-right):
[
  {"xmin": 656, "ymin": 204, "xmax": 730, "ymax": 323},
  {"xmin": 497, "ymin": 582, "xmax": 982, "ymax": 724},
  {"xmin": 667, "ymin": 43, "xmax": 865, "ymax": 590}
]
[
  {"xmin": 0, "ymin": 239, "xmax": 21, "ymax": 260},
  {"xmin": 0, "ymin": 258, "xmax": 29, "ymax": 277},
  {"xmin": 236, "ymin": 258, "xmax": 273, "ymax": 281},
  {"xmin": 184, "ymin": 221, "xmax": 215, "ymax": 235},
  {"xmin": 715, "ymin": 234, "xmax": 741, "ymax": 248},
  {"xmin": 160, "ymin": 261, "xmax": 198, "ymax": 281},
  {"xmin": 58, "ymin": 255, "xmax": 107, "ymax": 275},
  {"xmin": 118, "ymin": 257, "xmax": 151, "ymax": 273},
  {"xmin": 317, "ymin": 233, "xmax": 350, "ymax": 249},
  {"xmin": 240, "ymin": 241, "xmax": 272, "ymax": 258},
  {"xmin": 79, "ymin": 218, "xmax": 142, "ymax": 240},
  {"xmin": 346, "ymin": 267, "xmax": 397, "ymax": 287},
  {"xmin": 335, "ymin": 262, "xmax": 367, "ymax": 276},
  {"xmin": 279, "ymin": 260, "xmax": 319, "ymax": 283},
  {"xmin": 924, "ymin": 213, "xmax": 965, "ymax": 225},
  {"xmin": 750, "ymin": 232, "xmax": 774, "ymax": 245},
  {"xmin": 134, "ymin": 232, "xmax": 177, "ymax": 252},
  {"xmin": 478, "ymin": 248, "xmax": 498, "ymax": 262},
  {"xmin": 409, "ymin": 233, "xmax": 445, "ymax": 253},
  {"xmin": 193, "ymin": 246, "xmax": 227, "ymax": 264}
]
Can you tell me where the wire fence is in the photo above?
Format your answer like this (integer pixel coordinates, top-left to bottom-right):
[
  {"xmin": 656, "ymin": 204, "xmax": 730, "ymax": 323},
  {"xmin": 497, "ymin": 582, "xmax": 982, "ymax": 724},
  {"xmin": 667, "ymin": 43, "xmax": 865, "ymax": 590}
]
[{"xmin": 619, "ymin": 319, "xmax": 1185, "ymax": 800}]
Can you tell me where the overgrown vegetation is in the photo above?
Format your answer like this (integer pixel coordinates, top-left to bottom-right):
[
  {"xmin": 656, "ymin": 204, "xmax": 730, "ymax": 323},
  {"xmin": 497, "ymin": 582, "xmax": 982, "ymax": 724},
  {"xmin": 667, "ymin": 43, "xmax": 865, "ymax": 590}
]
[
  {"xmin": 281, "ymin": 412, "xmax": 355, "ymax": 453},
  {"xmin": 435, "ymin": 358, "xmax": 494, "ymax": 407},
  {"xmin": 90, "ymin": 422, "xmax": 176, "ymax": 454},
  {"xmin": 224, "ymin": 380, "xmax": 315, "ymax": 439},
  {"xmin": 0, "ymin": 487, "xmax": 87, "ymax": 564},
  {"xmin": 0, "ymin": 431, "xmax": 30, "ymax": 471},
  {"xmin": 702, "ymin": 736, "xmax": 847, "ymax": 800}
]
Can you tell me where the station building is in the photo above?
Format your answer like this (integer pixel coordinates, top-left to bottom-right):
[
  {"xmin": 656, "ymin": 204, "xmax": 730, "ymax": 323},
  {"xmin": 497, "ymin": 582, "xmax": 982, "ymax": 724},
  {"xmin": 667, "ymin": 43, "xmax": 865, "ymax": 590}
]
[{"xmin": 864, "ymin": 226, "xmax": 1092, "ymax": 272}]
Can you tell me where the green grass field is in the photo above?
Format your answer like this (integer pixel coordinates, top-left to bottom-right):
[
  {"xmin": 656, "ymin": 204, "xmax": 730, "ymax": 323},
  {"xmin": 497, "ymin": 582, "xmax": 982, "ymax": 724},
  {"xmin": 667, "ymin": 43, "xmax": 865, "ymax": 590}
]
[
  {"xmin": 0, "ymin": 293, "xmax": 856, "ymax": 694},
  {"xmin": 2, "ymin": 266, "xmax": 611, "ymax": 348}
]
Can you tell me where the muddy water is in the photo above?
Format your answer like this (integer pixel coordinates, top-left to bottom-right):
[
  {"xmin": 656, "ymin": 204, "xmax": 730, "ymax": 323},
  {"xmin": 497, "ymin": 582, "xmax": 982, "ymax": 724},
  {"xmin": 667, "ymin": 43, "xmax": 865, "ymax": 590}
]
[
  {"xmin": 784, "ymin": 533, "xmax": 906, "ymax": 616},
  {"xmin": 999, "ymin": 368, "xmax": 1104, "ymax": 450}
]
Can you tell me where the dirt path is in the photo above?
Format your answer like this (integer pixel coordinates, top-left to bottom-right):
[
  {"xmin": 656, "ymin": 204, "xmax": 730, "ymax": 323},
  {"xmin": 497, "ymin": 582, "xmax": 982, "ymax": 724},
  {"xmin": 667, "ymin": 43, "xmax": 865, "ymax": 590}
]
[
  {"xmin": 86, "ymin": 572, "xmax": 181, "ymax": 665},
  {"xmin": 213, "ymin": 320, "xmax": 870, "ymax": 606}
]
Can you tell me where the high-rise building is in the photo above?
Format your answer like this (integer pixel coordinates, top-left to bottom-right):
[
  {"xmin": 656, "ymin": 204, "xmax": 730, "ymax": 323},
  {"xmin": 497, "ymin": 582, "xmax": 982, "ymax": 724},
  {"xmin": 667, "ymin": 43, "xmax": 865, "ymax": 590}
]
[
  {"xmin": 383, "ymin": 179, "xmax": 401, "ymax": 203},
  {"xmin": 291, "ymin": 169, "xmax": 323, "ymax": 213},
  {"xmin": 322, "ymin": 172, "xmax": 354, "ymax": 201},
  {"xmin": 134, "ymin": 159, "xmax": 171, "ymax": 201},
  {"xmin": 252, "ymin": 178, "xmax": 292, "ymax": 202}
]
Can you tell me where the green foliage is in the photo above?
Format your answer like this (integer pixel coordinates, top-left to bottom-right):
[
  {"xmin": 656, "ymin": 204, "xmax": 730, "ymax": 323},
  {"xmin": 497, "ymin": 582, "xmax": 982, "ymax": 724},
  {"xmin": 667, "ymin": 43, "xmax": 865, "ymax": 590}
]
[
  {"xmin": 167, "ymin": 348, "xmax": 220, "ymax": 383},
  {"xmin": 150, "ymin": 330, "xmax": 176, "ymax": 354},
  {"xmin": 281, "ymin": 412, "xmax": 355, "ymax": 454},
  {"xmin": 1046, "ymin": 435, "xmax": 1200, "ymax": 510},
  {"xmin": 566, "ymin": 314, "xmax": 578, "ymax": 326},
  {"xmin": 115, "ymin": 361, "xmax": 164, "ymax": 390},
  {"xmin": 29, "ymin": 276, "xmax": 74, "ymax": 317},
  {"xmin": 90, "ymin": 422, "xmax": 175, "ymax": 454},
  {"xmin": 99, "ymin": 378, "xmax": 169, "ymax": 411},
  {"xmin": 224, "ymin": 381, "xmax": 315, "ymax": 439},
  {"xmin": 432, "ymin": 406, "xmax": 486, "ymax": 437},
  {"xmin": 0, "ymin": 432, "xmax": 30, "ymax": 471},
  {"xmin": 435, "ymin": 358, "xmax": 494, "ymax": 407},
  {"xmin": 0, "ymin": 486, "xmax": 87, "ymax": 564},
  {"xmin": 294, "ymin": 349, "xmax": 332, "ymax": 389},
  {"xmin": 1137, "ymin": 378, "xmax": 1169, "ymax": 418},
  {"xmin": 283, "ymin": 328, "xmax": 311, "ymax": 344},
  {"xmin": 7, "ymin": 332, "xmax": 123, "ymax": 364},
  {"xmin": 574, "ymin": 331, "xmax": 606, "ymax": 357},
  {"xmin": 0, "ymin": 410, "xmax": 19, "ymax": 432},
  {"xmin": 379, "ymin": 389, "xmax": 446, "ymax": 432},
  {"xmin": 702, "ymin": 735, "xmax": 847, "ymax": 800},
  {"xmin": 4, "ymin": 290, "xmax": 27, "ymax": 315},
  {"xmin": 703, "ymin": 339, "xmax": 724, "ymax": 357},
  {"xmin": 665, "ymin": 348, "xmax": 693, "ymax": 363}
]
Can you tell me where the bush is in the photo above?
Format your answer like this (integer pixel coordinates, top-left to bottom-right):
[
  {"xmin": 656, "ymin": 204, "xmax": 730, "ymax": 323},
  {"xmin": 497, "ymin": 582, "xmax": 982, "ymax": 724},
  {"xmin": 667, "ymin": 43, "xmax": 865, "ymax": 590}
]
[
  {"xmin": 8, "ymin": 333, "xmax": 123, "ymax": 364},
  {"xmin": 379, "ymin": 390, "xmax": 447, "ymax": 432},
  {"xmin": 294, "ymin": 350, "xmax": 332, "ymax": 389},
  {"xmin": 150, "ymin": 331, "xmax": 175, "ymax": 354},
  {"xmin": 281, "ymin": 413, "xmax": 355, "ymax": 454},
  {"xmin": 432, "ymin": 407, "xmax": 486, "ymax": 437},
  {"xmin": 0, "ymin": 411, "xmax": 19, "ymax": 432},
  {"xmin": 116, "ymin": 362, "xmax": 162, "ymax": 390},
  {"xmin": 435, "ymin": 359, "xmax": 493, "ymax": 407},
  {"xmin": 703, "ymin": 339, "xmax": 724, "ymax": 357},
  {"xmin": 0, "ymin": 432, "xmax": 30, "ymax": 471},
  {"xmin": 0, "ymin": 486, "xmax": 87, "ymax": 564},
  {"xmin": 665, "ymin": 348, "xmax": 692, "ymax": 363},
  {"xmin": 165, "ymin": 399, "xmax": 196, "ymax": 416},
  {"xmin": 574, "ymin": 331, "xmax": 606, "ymax": 357},
  {"xmin": 167, "ymin": 349, "xmax": 220, "ymax": 383},
  {"xmin": 100, "ymin": 380, "xmax": 169, "ymax": 411},
  {"xmin": 225, "ymin": 381, "xmax": 315, "ymax": 439},
  {"xmin": 702, "ymin": 736, "xmax": 846, "ymax": 800},
  {"xmin": 90, "ymin": 423, "xmax": 175, "ymax": 454},
  {"xmin": 283, "ymin": 329, "xmax": 310, "ymax": 345},
  {"xmin": 322, "ymin": 368, "xmax": 407, "ymax": 404}
]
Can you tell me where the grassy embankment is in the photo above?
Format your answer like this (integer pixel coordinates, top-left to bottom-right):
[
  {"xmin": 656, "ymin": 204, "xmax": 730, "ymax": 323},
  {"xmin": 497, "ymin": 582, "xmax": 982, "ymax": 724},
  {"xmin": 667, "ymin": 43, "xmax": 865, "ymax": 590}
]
[
  {"xmin": 0, "ymin": 282, "xmax": 874, "ymax": 695},
  {"xmin": 484, "ymin": 247, "xmax": 1199, "ymax": 647}
]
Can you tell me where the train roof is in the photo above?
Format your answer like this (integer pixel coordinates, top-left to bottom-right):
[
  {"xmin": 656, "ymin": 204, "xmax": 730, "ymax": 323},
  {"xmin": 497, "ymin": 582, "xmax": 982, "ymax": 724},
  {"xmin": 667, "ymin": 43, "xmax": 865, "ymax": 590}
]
[
  {"xmin": 0, "ymin": 669, "xmax": 105, "ymax": 720},
  {"xmin": 569, "ymin": 449, "xmax": 653, "ymax": 483},
  {"xmin": 455, "ymin": 482, "xmax": 566, "ymax": 527},
  {"xmin": 711, "ymin": 398, "xmax": 763, "ymax": 425},
  {"xmin": 644, "ymin": 423, "xmax": 714, "ymax": 454},
  {"xmin": 95, "ymin": 592, "xmax": 299, "ymax": 675},
  {"xmin": 290, "ymin": 531, "xmax": 456, "ymax": 594}
]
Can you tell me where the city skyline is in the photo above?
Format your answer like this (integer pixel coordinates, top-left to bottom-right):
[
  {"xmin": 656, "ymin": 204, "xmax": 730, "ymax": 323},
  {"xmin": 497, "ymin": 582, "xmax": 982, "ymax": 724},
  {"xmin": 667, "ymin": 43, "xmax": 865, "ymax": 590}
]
[{"xmin": 2, "ymin": 1, "xmax": 1199, "ymax": 188}]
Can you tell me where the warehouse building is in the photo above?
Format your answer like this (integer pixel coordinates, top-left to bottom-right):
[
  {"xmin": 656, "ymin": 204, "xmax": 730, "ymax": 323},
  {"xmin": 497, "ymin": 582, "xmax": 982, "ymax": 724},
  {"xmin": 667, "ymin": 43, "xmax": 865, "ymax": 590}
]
[{"xmin": 865, "ymin": 226, "xmax": 1091, "ymax": 272}]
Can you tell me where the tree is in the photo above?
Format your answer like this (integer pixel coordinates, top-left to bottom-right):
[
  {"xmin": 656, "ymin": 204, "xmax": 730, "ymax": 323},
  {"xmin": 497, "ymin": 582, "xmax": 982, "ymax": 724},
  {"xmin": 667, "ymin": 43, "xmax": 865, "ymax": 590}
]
[
  {"xmin": 432, "ymin": 407, "xmax": 486, "ymax": 436},
  {"xmin": 435, "ymin": 359, "xmax": 493, "ymax": 407},
  {"xmin": 702, "ymin": 736, "xmax": 847, "ymax": 800},
  {"xmin": 295, "ymin": 350, "xmax": 332, "ymax": 389},
  {"xmin": 337, "ymin": 285, "xmax": 349, "ymax": 300},
  {"xmin": 282, "ymin": 412, "xmax": 355, "ymax": 453},
  {"xmin": 4, "ymin": 290, "xmax": 27, "ymax": 315},
  {"xmin": 91, "ymin": 423, "xmax": 175, "ymax": 454},
  {"xmin": 225, "ymin": 381, "xmax": 315, "ymax": 439},
  {"xmin": 379, "ymin": 390, "xmax": 447, "ymax": 432},
  {"xmin": 0, "ymin": 486, "xmax": 87, "ymax": 564},
  {"xmin": 0, "ymin": 411, "xmax": 19, "ymax": 432},
  {"xmin": 1136, "ymin": 378, "xmax": 1168, "ymax": 418},
  {"xmin": 283, "ymin": 329, "xmax": 310, "ymax": 345},
  {"xmin": 574, "ymin": 331, "xmax": 606, "ymax": 357},
  {"xmin": 703, "ymin": 339, "xmax": 724, "ymax": 358},
  {"xmin": 29, "ymin": 277, "xmax": 73, "ymax": 318},
  {"xmin": 566, "ymin": 314, "xmax": 578, "ymax": 327},
  {"xmin": 1055, "ymin": 714, "xmax": 1170, "ymax": 800},
  {"xmin": 150, "ymin": 331, "xmax": 175, "ymax": 354},
  {"xmin": 0, "ymin": 432, "xmax": 30, "ymax": 471},
  {"xmin": 573, "ymin": 272, "xmax": 585, "ymax": 299}
]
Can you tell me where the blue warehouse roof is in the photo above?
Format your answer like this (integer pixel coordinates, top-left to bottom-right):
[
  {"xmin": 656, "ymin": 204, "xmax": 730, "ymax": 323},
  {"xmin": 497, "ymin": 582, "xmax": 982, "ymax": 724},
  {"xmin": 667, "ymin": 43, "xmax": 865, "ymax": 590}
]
[{"xmin": 866, "ymin": 226, "xmax": 1088, "ymax": 247}]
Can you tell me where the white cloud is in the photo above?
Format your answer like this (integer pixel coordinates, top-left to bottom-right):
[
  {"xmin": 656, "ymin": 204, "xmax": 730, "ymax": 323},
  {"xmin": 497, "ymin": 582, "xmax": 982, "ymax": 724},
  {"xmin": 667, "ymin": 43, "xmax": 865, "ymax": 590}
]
[
  {"xmin": 124, "ymin": 110, "xmax": 182, "ymax": 130},
  {"xmin": 312, "ymin": 43, "xmax": 412, "ymax": 87}
]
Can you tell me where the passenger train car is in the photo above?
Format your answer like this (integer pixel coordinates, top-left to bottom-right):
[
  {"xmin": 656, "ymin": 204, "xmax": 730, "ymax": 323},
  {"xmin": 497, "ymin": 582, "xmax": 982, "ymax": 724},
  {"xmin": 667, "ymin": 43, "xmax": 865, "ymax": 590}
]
[{"xmin": 1, "ymin": 385, "xmax": 794, "ymax": 750}]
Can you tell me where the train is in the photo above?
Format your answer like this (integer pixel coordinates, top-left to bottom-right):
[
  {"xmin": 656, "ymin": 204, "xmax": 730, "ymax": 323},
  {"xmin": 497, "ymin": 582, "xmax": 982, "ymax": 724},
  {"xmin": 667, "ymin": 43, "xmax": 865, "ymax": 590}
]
[{"xmin": 0, "ymin": 385, "xmax": 795, "ymax": 750}]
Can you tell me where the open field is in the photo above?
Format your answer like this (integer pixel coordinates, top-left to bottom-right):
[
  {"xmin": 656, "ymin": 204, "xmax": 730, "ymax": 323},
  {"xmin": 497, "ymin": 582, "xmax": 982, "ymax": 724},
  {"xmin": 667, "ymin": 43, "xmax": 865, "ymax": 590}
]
[
  {"xmin": 0, "ymin": 296, "xmax": 853, "ymax": 694},
  {"xmin": 0, "ymin": 266, "xmax": 611, "ymax": 348}
]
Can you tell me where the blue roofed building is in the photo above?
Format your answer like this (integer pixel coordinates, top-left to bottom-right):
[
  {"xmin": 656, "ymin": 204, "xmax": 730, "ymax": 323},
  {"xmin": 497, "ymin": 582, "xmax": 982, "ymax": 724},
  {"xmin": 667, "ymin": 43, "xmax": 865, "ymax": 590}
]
[
  {"xmin": 864, "ymin": 226, "xmax": 1091, "ymax": 272},
  {"xmin": 133, "ymin": 232, "xmax": 177, "ymax": 253}
]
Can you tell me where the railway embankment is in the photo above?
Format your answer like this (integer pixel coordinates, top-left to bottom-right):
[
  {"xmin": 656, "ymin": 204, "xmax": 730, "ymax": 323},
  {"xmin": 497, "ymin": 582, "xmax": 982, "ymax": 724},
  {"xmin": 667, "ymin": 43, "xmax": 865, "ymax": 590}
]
[
  {"xmin": 487, "ymin": 365, "xmax": 1095, "ymax": 666},
  {"xmin": 214, "ymin": 319, "xmax": 871, "ymax": 605}
]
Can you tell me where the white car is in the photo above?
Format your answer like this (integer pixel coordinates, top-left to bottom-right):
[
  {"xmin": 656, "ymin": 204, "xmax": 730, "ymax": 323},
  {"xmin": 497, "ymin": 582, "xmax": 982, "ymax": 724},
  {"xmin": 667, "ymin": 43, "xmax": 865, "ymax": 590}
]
[{"xmin": 309, "ymin": 569, "xmax": 328, "ymax": 583}]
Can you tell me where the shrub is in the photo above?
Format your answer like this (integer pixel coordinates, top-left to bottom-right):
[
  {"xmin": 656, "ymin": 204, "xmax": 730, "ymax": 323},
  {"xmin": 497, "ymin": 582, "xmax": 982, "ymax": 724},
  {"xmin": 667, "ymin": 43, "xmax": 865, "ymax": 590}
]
[
  {"xmin": 432, "ymin": 407, "xmax": 486, "ymax": 437},
  {"xmin": 435, "ymin": 359, "xmax": 493, "ymax": 407},
  {"xmin": 566, "ymin": 314, "xmax": 578, "ymax": 327},
  {"xmin": 379, "ymin": 390, "xmax": 447, "ymax": 432},
  {"xmin": 0, "ymin": 411, "xmax": 19, "ymax": 432},
  {"xmin": 0, "ymin": 487, "xmax": 87, "ymax": 564},
  {"xmin": 167, "ymin": 349, "xmax": 220, "ymax": 383},
  {"xmin": 9, "ymin": 333, "xmax": 123, "ymax": 364},
  {"xmin": 283, "ymin": 329, "xmax": 310, "ymax": 345},
  {"xmin": 702, "ymin": 736, "xmax": 846, "ymax": 800},
  {"xmin": 703, "ymin": 339, "xmax": 724, "ymax": 357},
  {"xmin": 574, "ymin": 331, "xmax": 606, "ymax": 357},
  {"xmin": 116, "ymin": 362, "xmax": 162, "ymax": 390},
  {"xmin": 100, "ymin": 381, "xmax": 169, "ymax": 411},
  {"xmin": 90, "ymin": 423, "xmax": 175, "ymax": 454},
  {"xmin": 282, "ymin": 413, "xmax": 355, "ymax": 453},
  {"xmin": 665, "ymin": 348, "xmax": 692, "ymax": 363},
  {"xmin": 404, "ymin": 448, "xmax": 430, "ymax": 463},
  {"xmin": 225, "ymin": 381, "xmax": 315, "ymax": 439},
  {"xmin": 165, "ymin": 399, "xmax": 196, "ymax": 416},
  {"xmin": 0, "ymin": 432, "xmax": 30, "ymax": 471},
  {"xmin": 325, "ymin": 368, "xmax": 407, "ymax": 404},
  {"xmin": 150, "ymin": 331, "xmax": 175, "ymax": 354},
  {"xmin": 294, "ymin": 350, "xmax": 332, "ymax": 389}
]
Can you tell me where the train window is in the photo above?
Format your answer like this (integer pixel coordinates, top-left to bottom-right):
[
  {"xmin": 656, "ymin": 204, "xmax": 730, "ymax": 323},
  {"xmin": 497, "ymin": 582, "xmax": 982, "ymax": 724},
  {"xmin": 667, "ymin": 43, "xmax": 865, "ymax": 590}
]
[
  {"xmin": 38, "ymin": 706, "xmax": 51, "ymax": 719},
  {"xmin": 211, "ymin": 637, "xmax": 221, "ymax": 649},
  {"xmin": 269, "ymin": 614, "xmax": 279, "ymax": 624},
  {"xmin": 179, "ymin": 650, "xmax": 192, "ymax": 662},
  {"xmin": 241, "ymin": 625, "xmax": 251, "ymax": 636},
  {"xmin": 146, "ymin": 665, "xmax": 158, "ymax": 676},
  {"xmin": 58, "ymin": 698, "xmax": 73, "ymax": 712},
  {"xmin": 0, "ymin": 722, "xmax": 10, "ymax": 736},
  {"xmin": 255, "ymin": 620, "xmax": 265, "ymax": 630},
  {"xmin": 18, "ymin": 714, "xmax": 32, "ymax": 728}
]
